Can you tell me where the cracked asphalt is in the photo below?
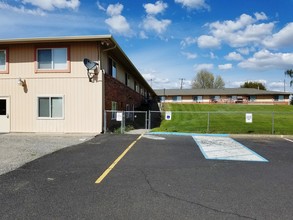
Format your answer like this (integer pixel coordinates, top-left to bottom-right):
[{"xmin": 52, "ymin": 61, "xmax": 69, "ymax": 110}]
[{"xmin": 0, "ymin": 134, "xmax": 293, "ymax": 220}]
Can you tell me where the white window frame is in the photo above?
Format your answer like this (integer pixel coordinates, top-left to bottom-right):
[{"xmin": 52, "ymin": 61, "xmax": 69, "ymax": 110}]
[
  {"xmin": 36, "ymin": 48, "xmax": 68, "ymax": 71},
  {"xmin": 37, "ymin": 96, "xmax": 64, "ymax": 119}
]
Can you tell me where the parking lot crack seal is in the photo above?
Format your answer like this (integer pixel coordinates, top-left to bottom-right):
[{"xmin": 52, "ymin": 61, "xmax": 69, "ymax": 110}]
[{"xmin": 139, "ymin": 169, "xmax": 256, "ymax": 220}]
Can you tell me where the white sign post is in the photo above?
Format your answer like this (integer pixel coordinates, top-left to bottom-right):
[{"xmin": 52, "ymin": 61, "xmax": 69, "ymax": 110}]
[
  {"xmin": 246, "ymin": 113, "xmax": 253, "ymax": 123},
  {"xmin": 165, "ymin": 111, "xmax": 172, "ymax": 120}
]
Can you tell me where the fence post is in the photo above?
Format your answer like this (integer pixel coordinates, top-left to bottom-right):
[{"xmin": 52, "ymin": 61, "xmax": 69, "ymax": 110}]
[
  {"xmin": 145, "ymin": 111, "xmax": 148, "ymax": 129},
  {"xmin": 207, "ymin": 112, "xmax": 210, "ymax": 133},
  {"xmin": 272, "ymin": 112, "xmax": 275, "ymax": 134},
  {"xmin": 148, "ymin": 111, "xmax": 151, "ymax": 130},
  {"xmin": 120, "ymin": 111, "xmax": 125, "ymax": 134}
]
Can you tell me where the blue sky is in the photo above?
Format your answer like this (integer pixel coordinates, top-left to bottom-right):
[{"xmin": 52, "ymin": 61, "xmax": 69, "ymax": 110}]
[{"xmin": 1, "ymin": 0, "xmax": 293, "ymax": 92}]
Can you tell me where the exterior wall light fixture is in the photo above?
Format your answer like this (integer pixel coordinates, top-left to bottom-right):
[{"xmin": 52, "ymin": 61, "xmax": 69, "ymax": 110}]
[{"xmin": 17, "ymin": 78, "xmax": 25, "ymax": 87}]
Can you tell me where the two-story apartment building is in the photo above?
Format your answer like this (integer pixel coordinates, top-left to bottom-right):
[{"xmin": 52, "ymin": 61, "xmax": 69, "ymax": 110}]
[{"xmin": 0, "ymin": 35, "xmax": 156, "ymax": 133}]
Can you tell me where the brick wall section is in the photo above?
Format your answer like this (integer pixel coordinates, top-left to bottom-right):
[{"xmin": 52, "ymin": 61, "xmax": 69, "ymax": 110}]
[
  {"xmin": 104, "ymin": 74, "xmax": 145, "ymax": 111},
  {"xmin": 104, "ymin": 74, "xmax": 151, "ymax": 132}
]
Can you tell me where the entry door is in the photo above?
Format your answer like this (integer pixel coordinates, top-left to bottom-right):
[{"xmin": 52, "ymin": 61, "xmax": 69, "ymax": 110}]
[{"xmin": 0, "ymin": 97, "xmax": 10, "ymax": 133}]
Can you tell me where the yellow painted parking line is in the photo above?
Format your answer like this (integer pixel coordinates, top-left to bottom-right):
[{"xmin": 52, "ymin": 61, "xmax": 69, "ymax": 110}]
[{"xmin": 95, "ymin": 133, "xmax": 145, "ymax": 184}]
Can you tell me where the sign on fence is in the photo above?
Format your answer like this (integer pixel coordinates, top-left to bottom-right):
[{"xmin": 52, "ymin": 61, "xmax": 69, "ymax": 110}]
[
  {"xmin": 116, "ymin": 112, "xmax": 123, "ymax": 121},
  {"xmin": 246, "ymin": 113, "xmax": 253, "ymax": 123},
  {"xmin": 165, "ymin": 111, "xmax": 172, "ymax": 120}
]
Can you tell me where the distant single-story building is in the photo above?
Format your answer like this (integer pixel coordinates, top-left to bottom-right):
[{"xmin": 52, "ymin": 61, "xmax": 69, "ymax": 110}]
[
  {"xmin": 155, "ymin": 88, "xmax": 291, "ymax": 105},
  {"xmin": 0, "ymin": 35, "xmax": 156, "ymax": 133}
]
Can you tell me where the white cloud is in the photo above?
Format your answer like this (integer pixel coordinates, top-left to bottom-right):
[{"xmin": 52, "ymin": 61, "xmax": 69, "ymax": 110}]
[
  {"xmin": 238, "ymin": 49, "xmax": 293, "ymax": 70},
  {"xmin": 175, "ymin": 0, "xmax": 210, "ymax": 10},
  {"xmin": 105, "ymin": 15, "xmax": 131, "ymax": 35},
  {"xmin": 105, "ymin": 3, "xmax": 132, "ymax": 36},
  {"xmin": 139, "ymin": 31, "xmax": 148, "ymax": 39},
  {"xmin": 180, "ymin": 37, "xmax": 197, "ymax": 48},
  {"xmin": 268, "ymin": 81, "xmax": 286, "ymax": 91},
  {"xmin": 0, "ymin": 2, "xmax": 45, "ymax": 15},
  {"xmin": 143, "ymin": 1, "xmax": 168, "ymax": 15},
  {"xmin": 218, "ymin": 63, "xmax": 232, "ymax": 70},
  {"xmin": 254, "ymin": 12, "xmax": 268, "ymax": 21},
  {"xmin": 225, "ymin": 52, "xmax": 243, "ymax": 61},
  {"xmin": 209, "ymin": 52, "xmax": 216, "ymax": 59},
  {"xmin": 22, "ymin": 0, "xmax": 80, "ymax": 11},
  {"xmin": 141, "ymin": 1, "xmax": 171, "ymax": 35},
  {"xmin": 199, "ymin": 12, "xmax": 275, "ymax": 48},
  {"xmin": 142, "ymin": 16, "xmax": 171, "ymax": 34},
  {"xmin": 142, "ymin": 72, "xmax": 172, "ymax": 89},
  {"xmin": 236, "ymin": 48, "xmax": 251, "ymax": 55},
  {"xmin": 197, "ymin": 35, "xmax": 221, "ymax": 48},
  {"xmin": 194, "ymin": 63, "xmax": 214, "ymax": 72},
  {"xmin": 96, "ymin": 1, "xmax": 106, "ymax": 11},
  {"xmin": 181, "ymin": 52, "xmax": 197, "ymax": 59},
  {"xmin": 106, "ymin": 3, "xmax": 123, "ymax": 16},
  {"xmin": 263, "ymin": 22, "xmax": 293, "ymax": 49},
  {"xmin": 209, "ymin": 14, "xmax": 255, "ymax": 34}
]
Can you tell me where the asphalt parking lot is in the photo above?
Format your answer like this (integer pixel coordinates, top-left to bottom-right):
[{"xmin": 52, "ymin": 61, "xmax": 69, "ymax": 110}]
[{"xmin": 0, "ymin": 133, "xmax": 293, "ymax": 220}]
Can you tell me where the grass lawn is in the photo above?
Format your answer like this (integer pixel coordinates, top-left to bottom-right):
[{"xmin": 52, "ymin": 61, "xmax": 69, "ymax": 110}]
[{"xmin": 152, "ymin": 103, "xmax": 293, "ymax": 134}]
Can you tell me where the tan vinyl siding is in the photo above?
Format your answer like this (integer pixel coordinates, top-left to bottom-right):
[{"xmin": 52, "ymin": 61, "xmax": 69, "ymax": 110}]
[{"xmin": 0, "ymin": 42, "xmax": 103, "ymax": 133}]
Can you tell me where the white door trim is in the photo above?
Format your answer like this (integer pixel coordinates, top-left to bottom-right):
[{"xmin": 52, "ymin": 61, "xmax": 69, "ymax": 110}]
[{"xmin": 0, "ymin": 97, "xmax": 10, "ymax": 133}]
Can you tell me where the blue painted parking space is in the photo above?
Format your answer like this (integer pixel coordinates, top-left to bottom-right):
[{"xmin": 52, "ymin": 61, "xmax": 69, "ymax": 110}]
[
  {"xmin": 193, "ymin": 135, "xmax": 268, "ymax": 162},
  {"xmin": 149, "ymin": 131, "xmax": 268, "ymax": 162}
]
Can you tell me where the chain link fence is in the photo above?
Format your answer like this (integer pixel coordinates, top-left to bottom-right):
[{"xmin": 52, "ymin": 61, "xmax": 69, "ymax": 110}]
[
  {"xmin": 104, "ymin": 110, "xmax": 148, "ymax": 133},
  {"xmin": 149, "ymin": 111, "xmax": 293, "ymax": 135},
  {"xmin": 104, "ymin": 110, "xmax": 293, "ymax": 135}
]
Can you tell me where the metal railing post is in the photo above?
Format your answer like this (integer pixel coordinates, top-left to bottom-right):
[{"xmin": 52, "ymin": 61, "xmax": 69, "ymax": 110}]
[
  {"xmin": 145, "ymin": 111, "xmax": 148, "ymax": 129},
  {"xmin": 272, "ymin": 112, "xmax": 275, "ymax": 134},
  {"xmin": 207, "ymin": 112, "xmax": 210, "ymax": 133},
  {"xmin": 148, "ymin": 111, "xmax": 151, "ymax": 130}
]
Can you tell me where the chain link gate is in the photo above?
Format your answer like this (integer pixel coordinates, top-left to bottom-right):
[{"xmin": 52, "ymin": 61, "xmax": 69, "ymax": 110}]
[{"xmin": 104, "ymin": 110, "xmax": 148, "ymax": 133}]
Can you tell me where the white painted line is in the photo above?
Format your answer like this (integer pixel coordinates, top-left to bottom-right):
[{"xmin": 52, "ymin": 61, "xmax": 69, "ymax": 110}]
[
  {"xmin": 193, "ymin": 136, "xmax": 268, "ymax": 162},
  {"xmin": 283, "ymin": 138, "xmax": 293, "ymax": 143}
]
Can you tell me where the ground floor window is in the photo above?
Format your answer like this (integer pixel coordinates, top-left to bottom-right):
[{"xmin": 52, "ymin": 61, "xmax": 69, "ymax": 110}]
[
  {"xmin": 249, "ymin": 96, "xmax": 256, "ymax": 102},
  {"xmin": 274, "ymin": 95, "xmax": 284, "ymax": 101},
  {"xmin": 38, "ymin": 96, "xmax": 64, "ymax": 119},
  {"xmin": 193, "ymin": 96, "xmax": 202, "ymax": 102},
  {"xmin": 172, "ymin": 96, "xmax": 182, "ymax": 102}
]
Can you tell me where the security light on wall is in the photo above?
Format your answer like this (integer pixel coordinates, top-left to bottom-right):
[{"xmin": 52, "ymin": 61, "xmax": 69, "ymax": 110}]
[
  {"xmin": 17, "ymin": 78, "xmax": 25, "ymax": 87},
  {"xmin": 83, "ymin": 58, "xmax": 99, "ymax": 82}
]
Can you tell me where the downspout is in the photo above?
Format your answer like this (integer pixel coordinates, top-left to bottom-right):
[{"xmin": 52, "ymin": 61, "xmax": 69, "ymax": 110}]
[{"xmin": 101, "ymin": 43, "xmax": 117, "ymax": 133}]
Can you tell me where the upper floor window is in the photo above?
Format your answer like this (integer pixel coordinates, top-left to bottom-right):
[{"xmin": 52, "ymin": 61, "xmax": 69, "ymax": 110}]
[
  {"xmin": 108, "ymin": 58, "xmax": 117, "ymax": 78},
  {"xmin": 0, "ymin": 49, "xmax": 8, "ymax": 73},
  {"xmin": 36, "ymin": 47, "xmax": 69, "ymax": 71},
  {"xmin": 125, "ymin": 73, "xmax": 130, "ymax": 86}
]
